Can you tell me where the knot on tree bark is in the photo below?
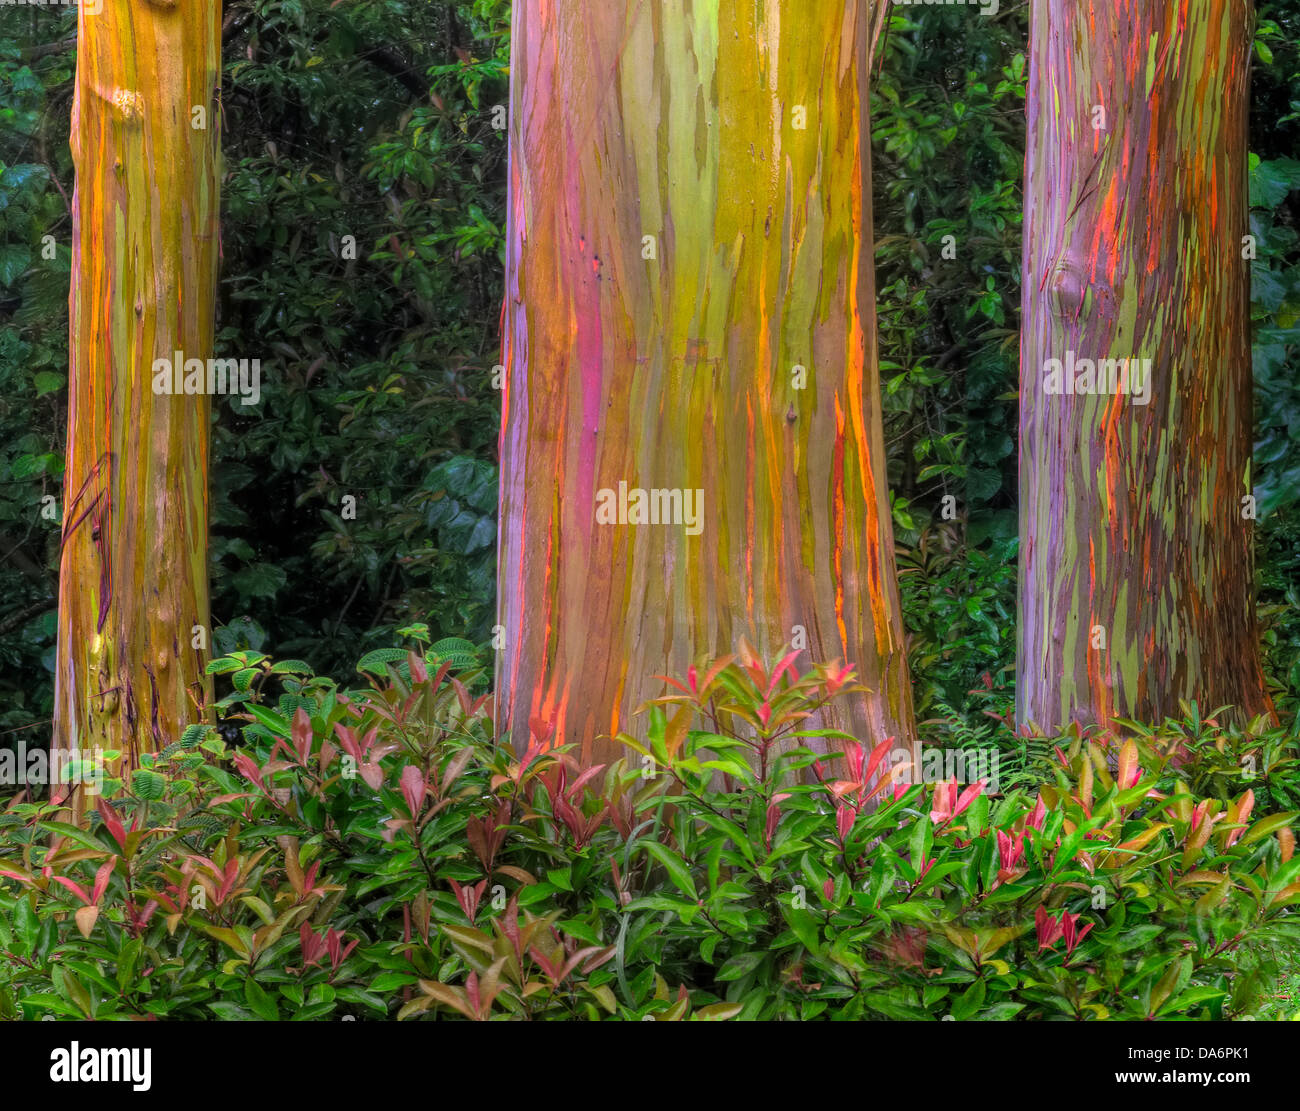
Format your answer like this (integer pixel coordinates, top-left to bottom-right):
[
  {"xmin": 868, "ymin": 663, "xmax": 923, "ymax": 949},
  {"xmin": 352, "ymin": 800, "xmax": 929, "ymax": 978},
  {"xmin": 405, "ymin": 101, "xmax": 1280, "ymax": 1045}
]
[{"xmin": 1048, "ymin": 256, "xmax": 1092, "ymax": 321}]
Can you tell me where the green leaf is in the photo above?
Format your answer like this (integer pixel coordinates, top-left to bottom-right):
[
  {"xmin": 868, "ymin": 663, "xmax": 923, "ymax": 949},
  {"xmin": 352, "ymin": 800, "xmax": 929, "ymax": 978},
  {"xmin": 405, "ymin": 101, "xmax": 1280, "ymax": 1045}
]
[
  {"xmin": 244, "ymin": 703, "xmax": 291, "ymax": 737},
  {"xmin": 115, "ymin": 939, "xmax": 141, "ymax": 993},
  {"xmin": 978, "ymin": 1002, "xmax": 1026, "ymax": 1020},
  {"xmin": 336, "ymin": 987, "xmax": 388, "ymax": 1014},
  {"xmin": 131, "ymin": 769, "xmax": 166, "ymax": 801},
  {"xmin": 517, "ymin": 882, "xmax": 558, "ymax": 907},
  {"xmin": 716, "ymin": 951, "xmax": 766, "ymax": 982},
  {"xmin": 179, "ymin": 724, "xmax": 211, "ymax": 748},
  {"xmin": 0, "ymin": 163, "xmax": 49, "ymax": 192},
  {"xmin": 208, "ymin": 1002, "xmax": 257, "ymax": 1020},
  {"xmin": 1250, "ymin": 157, "xmax": 1300, "ymax": 209},
  {"xmin": 368, "ymin": 972, "xmax": 419, "ymax": 992},
  {"xmin": 693, "ymin": 1002, "xmax": 743, "ymax": 1021},
  {"xmin": 781, "ymin": 903, "xmax": 822, "ymax": 955},
  {"xmin": 39, "ymin": 821, "xmax": 113, "ymax": 855},
  {"xmin": 11, "ymin": 453, "xmax": 59, "ymax": 479},
  {"xmin": 428, "ymin": 637, "xmax": 480, "ymax": 669},
  {"xmin": 14, "ymin": 898, "xmax": 38, "ymax": 958},
  {"xmin": 229, "ymin": 562, "xmax": 288, "ymax": 600},
  {"xmin": 909, "ymin": 814, "xmax": 933, "ymax": 873},
  {"xmin": 33, "ymin": 371, "xmax": 65, "ymax": 397},
  {"xmin": 1052, "ymin": 817, "xmax": 1102, "ymax": 873},
  {"xmin": 1159, "ymin": 985, "xmax": 1225, "ymax": 1016},
  {"xmin": 1104, "ymin": 925, "xmax": 1164, "ymax": 952},
  {"xmin": 622, "ymin": 895, "xmax": 700, "ymax": 919},
  {"xmin": 950, "ymin": 978, "xmax": 986, "ymax": 1021},
  {"xmin": 356, "ymin": 648, "xmax": 409, "ymax": 675},
  {"xmin": 640, "ymin": 840, "xmax": 698, "ymax": 901},
  {"xmin": 0, "ymin": 244, "xmax": 31, "ymax": 287},
  {"xmin": 244, "ymin": 978, "xmax": 279, "ymax": 1020},
  {"xmin": 1241, "ymin": 812, "xmax": 1297, "ymax": 845},
  {"xmin": 22, "ymin": 995, "xmax": 86, "ymax": 1019}
]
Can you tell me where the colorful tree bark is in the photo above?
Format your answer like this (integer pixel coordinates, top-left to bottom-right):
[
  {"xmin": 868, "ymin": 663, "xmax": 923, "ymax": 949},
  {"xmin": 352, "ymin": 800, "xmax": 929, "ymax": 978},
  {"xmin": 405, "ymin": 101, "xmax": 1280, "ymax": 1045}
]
[
  {"xmin": 1018, "ymin": 0, "xmax": 1273, "ymax": 733},
  {"xmin": 54, "ymin": 0, "xmax": 221, "ymax": 796},
  {"xmin": 498, "ymin": 1, "xmax": 916, "ymax": 771}
]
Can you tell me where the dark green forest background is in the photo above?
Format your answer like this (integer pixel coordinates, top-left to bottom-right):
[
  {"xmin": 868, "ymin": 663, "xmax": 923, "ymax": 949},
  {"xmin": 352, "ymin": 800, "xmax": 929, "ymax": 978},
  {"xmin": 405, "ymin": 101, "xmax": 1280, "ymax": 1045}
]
[{"xmin": 1, "ymin": 0, "xmax": 1297, "ymax": 743}]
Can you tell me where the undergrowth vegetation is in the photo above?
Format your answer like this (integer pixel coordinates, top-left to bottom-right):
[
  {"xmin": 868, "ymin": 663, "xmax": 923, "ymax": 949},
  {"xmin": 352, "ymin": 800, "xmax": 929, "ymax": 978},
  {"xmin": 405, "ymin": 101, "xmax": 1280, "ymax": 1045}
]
[
  {"xmin": 1, "ymin": 646, "xmax": 1296, "ymax": 1021},
  {"xmin": 0, "ymin": 0, "xmax": 1297, "ymax": 1026}
]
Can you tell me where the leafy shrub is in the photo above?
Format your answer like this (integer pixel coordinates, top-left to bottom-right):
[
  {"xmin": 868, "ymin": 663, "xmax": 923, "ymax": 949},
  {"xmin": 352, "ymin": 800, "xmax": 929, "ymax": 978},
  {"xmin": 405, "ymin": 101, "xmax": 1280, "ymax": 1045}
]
[
  {"xmin": 897, "ymin": 523, "xmax": 1017, "ymax": 722},
  {"xmin": 871, "ymin": 8, "xmax": 1026, "ymax": 544},
  {"xmin": 1106, "ymin": 703, "xmax": 1300, "ymax": 815},
  {"xmin": 1, "ymin": 649, "xmax": 1297, "ymax": 1021}
]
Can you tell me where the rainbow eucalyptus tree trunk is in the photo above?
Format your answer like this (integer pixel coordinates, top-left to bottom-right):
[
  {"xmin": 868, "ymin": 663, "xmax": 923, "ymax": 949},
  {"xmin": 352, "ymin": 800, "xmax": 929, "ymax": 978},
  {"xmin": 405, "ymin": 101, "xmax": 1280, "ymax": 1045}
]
[
  {"xmin": 1018, "ymin": 0, "xmax": 1272, "ymax": 734},
  {"xmin": 498, "ymin": 0, "xmax": 917, "ymax": 771},
  {"xmin": 55, "ymin": 0, "xmax": 220, "ymax": 800}
]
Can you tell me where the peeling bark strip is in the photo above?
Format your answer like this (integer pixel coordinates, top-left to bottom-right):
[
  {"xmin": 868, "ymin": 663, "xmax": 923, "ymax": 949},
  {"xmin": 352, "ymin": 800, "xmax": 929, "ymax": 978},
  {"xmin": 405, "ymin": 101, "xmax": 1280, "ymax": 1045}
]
[
  {"xmin": 498, "ymin": 1, "xmax": 916, "ymax": 768},
  {"xmin": 55, "ymin": 0, "xmax": 219, "ymax": 787},
  {"xmin": 1018, "ymin": 0, "xmax": 1273, "ymax": 733}
]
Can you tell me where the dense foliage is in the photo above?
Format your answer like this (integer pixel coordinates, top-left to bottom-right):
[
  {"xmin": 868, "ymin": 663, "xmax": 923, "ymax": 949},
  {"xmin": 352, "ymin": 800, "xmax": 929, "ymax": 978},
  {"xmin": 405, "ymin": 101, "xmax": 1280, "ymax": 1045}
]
[
  {"xmin": 0, "ymin": 0, "xmax": 509, "ymax": 731},
  {"xmin": 1, "ymin": 650, "xmax": 1296, "ymax": 1021},
  {"xmin": 2, "ymin": 2, "xmax": 1297, "ymax": 743},
  {"xmin": 0, "ymin": 0, "xmax": 1297, "ymax": 1022}
]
